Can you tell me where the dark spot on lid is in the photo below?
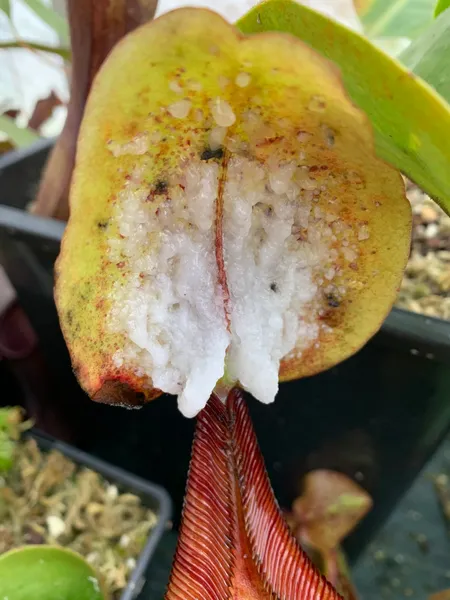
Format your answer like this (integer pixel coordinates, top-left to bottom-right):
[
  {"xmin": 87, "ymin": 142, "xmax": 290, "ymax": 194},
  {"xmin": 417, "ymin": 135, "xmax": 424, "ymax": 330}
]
[
  {"xmin": 201, "ymin": 147, "xmax": 224, "ymax": 160},
  {"xmin": 323, "ymin": 127, "xmax": 335, "ymax": 147},
  {"xmin": 97, "ymin": 220, "xmax": 109, "ymax": 230},
  {"xmin": 325, "ymin": 293, "xmax": 340, "ymax": 308},
  {"xmin": 154, "ymin": 180, "xmax": 168, "ymax": 194},
  {"xmin": 270, "ymin": 282, "xmax": 278, "ymax": 292}
]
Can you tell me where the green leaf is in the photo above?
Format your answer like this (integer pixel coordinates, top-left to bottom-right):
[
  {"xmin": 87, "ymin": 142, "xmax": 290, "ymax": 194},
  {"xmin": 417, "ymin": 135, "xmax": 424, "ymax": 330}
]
[
  {"xmin": 0, "ymin": 0, "xmax": 11, "ymax": 17},
  {"xmin": 22, "ymin": 0, "xmax": 69, "ymax": 44},
  {"xmin": 400, "ymin": 8, "xmax": 450, "ymax": 100},
  {"xmin": 0, "ymin": 39, "xmax": 70, "ymax": 59},
  {"xmin": 0, "ymin": 436, "xmax": 15, "ymax": 471},
  {"xmin": 0, "ymin": 407, "xmax": 26, "ymax": 471},
  {"xmin": 0, "ymin": 115, "xmax": 41, "ymax": 148},
  {"xmin": 0, "ymin": 546, "xmax": 105, "ymax": 600},
  {"xmin": 237, "ymin": 0, "xmax": 450, "ymax": 215},
  {"xmin": 435, "ymin": 0, "xmax": 450, "ymax": 16},
  {"xmin": 372, "ymin": 36, "xmax": 411, "ymax": 57},
  {"xmin": 362, "ymin": 0, "xmax": 435, "ymax": 39}
]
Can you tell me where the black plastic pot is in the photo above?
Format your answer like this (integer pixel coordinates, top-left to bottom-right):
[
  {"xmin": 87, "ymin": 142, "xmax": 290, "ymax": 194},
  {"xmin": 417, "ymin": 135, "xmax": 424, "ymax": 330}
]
[
  {"xmin": 1, "ymin": 140, "xmax": 450, "ymax": 563},
  {"xmin": 16, "ymin": 430, "xmax": 172, "ymax": 600}
]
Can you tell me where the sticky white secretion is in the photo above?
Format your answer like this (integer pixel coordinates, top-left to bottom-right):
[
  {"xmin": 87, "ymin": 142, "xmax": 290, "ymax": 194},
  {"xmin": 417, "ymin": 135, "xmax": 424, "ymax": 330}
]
[{"xmin": 106, "ymin": 99, "xmax": 365, "ymax": 418}]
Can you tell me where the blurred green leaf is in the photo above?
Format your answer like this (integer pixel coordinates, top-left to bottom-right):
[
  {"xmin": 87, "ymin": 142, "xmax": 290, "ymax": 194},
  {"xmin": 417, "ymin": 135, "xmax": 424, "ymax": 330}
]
[
  {"xmin": 0, "ymin": 0, "xmax": 11, "ymax": 17},
  {"xmin": 372, "ymin": 36, "xmax": 412, "ymax": 57},
  {"xmin": 0, "ymin": 406, "xmax": 22, "ymax": 434},
  {"xmin": 0, "ymin": 39, "xmax": 70, "ymax": 59},
  {"xmin": 22, "ymin": 0, "xmax": 69, "ymax": 44},
  {"xmin": 0, "ymin": 407, "xmax": 25, "ymax": 472},
  {"xmin": 0, "ymin": 437, "xmax": 14, "ymax": 471},
  {"xmin": 237, "ymin": 0, "xmax": 450, "ymax": 215},
  {"xmin": 401, "ymin": 8, "xmax": 450, "ymax": 100},
  {"xmin": 435, "ymin": 0, "xmax": 450, "ymax": 16},
  {"xmin": 0, "ymin": 115, "xmax": 40, "ymax": 148},
  {"xmin": 362, "ymin": 0, "xmax": 435, "ymax": 39},
  {"xmin": 0, "ymin": 546, "xmax": 105, "ymax": 600}
]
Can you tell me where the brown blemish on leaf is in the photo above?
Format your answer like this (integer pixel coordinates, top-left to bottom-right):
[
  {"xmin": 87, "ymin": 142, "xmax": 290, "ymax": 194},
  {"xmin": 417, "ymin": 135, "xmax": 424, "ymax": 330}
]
[
  {"xmin": 321, "ymin": 307, "xmax": 345, "ymax": 329},
  {"xmin": 93, "ymin": 379, "xmax": 148, "ymax": 407}
]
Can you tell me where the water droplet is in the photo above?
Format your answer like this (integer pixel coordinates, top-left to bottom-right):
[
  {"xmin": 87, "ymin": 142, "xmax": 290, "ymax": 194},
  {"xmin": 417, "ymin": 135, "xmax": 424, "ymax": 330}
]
[
  {"xmin": 168, "ymin": 99, "xmax": 191, "ymax": 119},
  {"xmin": 235, "ymin": 72, "xmax": 251, "ymax": 88}
]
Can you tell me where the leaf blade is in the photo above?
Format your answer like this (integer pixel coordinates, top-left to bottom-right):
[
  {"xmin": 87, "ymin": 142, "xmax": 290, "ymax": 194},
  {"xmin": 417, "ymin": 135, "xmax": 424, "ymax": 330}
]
[
  {"xmin": 0, "ymin": 0, "xmax": 11, "ymax": 17},
  {"xmin": 0, "ymin": 546, "xmax": 104, "ymax": 600},
  {"xmin": 0, "ymin": 115, "xmax": 40, "ymax": 148},
  {"xmin": 0, "ymin": 39, "xmax": 70, "ymax": 59},
  {"xmin": 435, "ymin": 0, "xmax": 450, "ymax": 16},
  {"xmin": 362, "ymin": 0, "xmax": 435, "ymax": 39},
  {"xmin": 22, "ymin": 0, "xmax": 69, "ymax": 43},
  {"xmin": 400, "ymin": 8, "xmax": 450, "ymax": 101}
]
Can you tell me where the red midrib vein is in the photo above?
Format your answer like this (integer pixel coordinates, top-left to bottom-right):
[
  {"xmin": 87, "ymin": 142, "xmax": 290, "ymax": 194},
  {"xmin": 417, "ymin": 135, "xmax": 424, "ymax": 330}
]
[{"xmin": 215, "ymin": 154, "xmax": 231, "ymax": 331}]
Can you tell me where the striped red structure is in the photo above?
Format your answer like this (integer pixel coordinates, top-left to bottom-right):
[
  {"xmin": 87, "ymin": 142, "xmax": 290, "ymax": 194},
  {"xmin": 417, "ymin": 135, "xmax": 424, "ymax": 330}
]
[{"xmin": 166, "ymin": 389, "xmax": 342, "ymax": 600}]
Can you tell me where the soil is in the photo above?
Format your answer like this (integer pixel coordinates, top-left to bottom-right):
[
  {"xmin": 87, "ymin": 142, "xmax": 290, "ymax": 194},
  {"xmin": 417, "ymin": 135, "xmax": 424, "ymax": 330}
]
[
  {"xmin": 396, "ymin": 182, "xmax": 450, "ymax": 320},
  {"xmin": 0, "ymin": 438, "xmax": 157, "ymax": 599}
]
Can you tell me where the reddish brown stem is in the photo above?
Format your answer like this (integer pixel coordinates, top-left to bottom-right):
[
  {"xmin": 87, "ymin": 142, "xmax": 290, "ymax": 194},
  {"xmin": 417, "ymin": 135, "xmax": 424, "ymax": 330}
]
[{"xmin": 31, "ymin": 0, "xmax": 158, "ymax": 221}]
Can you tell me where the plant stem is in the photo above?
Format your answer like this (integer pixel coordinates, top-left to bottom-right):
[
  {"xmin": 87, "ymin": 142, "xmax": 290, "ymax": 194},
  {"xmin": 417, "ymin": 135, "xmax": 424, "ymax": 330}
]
[{"xmin": 0, "ymin": 40, "xmax": 71, "ymax": 60}]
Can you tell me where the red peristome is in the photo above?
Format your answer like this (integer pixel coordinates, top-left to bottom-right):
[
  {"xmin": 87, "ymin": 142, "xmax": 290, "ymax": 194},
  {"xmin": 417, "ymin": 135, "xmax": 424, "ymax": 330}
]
[{"xmin": 165, "ymin": 389, "xmax": 342, "ymax": 600}]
